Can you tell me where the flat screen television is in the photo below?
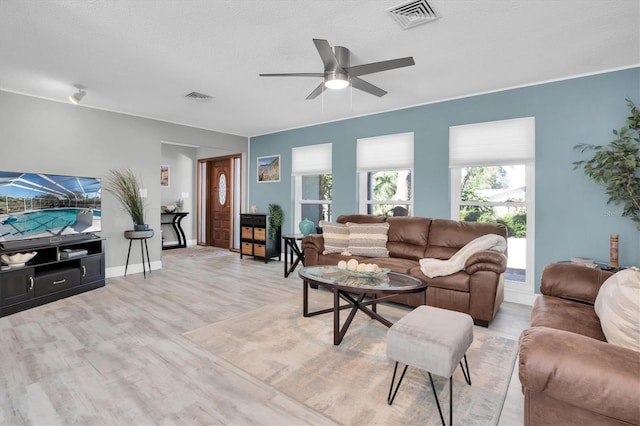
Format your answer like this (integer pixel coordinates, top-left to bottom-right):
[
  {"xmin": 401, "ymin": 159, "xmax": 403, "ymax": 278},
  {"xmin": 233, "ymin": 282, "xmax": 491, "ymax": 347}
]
[{"xmin": 0, "ymin": 171, "xmax": 101, "ymax": 250}]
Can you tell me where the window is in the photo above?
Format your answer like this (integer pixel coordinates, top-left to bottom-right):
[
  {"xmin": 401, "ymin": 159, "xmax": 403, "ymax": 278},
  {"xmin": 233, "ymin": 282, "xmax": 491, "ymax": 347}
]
[
  {"xmin": 292, "ymin": 143, "xmax": 332, "ymax": 228},
  {"xmin": 357, "ymin": 133, "xmax": 414, "ymax": 216},
  {"xmin": 449, "ymin": 118, "xmax": 535, "ymax": 296}
]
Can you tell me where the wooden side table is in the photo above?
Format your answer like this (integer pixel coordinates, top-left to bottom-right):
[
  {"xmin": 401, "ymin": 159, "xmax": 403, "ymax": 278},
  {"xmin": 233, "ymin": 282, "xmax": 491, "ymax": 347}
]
[
  {"xmin": 124, "ymin": 229, "xmax": 153, "ymax": 278},
  {"xmin": 283, "ymin": 233, "xmax": 305, "ymax": 277}
]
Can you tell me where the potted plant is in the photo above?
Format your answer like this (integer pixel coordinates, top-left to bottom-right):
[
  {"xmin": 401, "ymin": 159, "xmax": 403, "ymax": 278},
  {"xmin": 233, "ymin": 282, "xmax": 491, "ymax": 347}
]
[
  {"xmin": 574, "ymin": 98, "xmax": 640, "ymax": 230},
  {"xmin": 268, "ymin": 203, "xmax": 283, "ymax": 239},
  {"xmin": 104, "ymin": 168, "xmax": 148, "ymax": 230}
]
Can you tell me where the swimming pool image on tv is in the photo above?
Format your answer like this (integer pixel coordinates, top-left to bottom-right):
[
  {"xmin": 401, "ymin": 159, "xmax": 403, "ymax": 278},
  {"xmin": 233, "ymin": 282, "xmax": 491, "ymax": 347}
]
[
  {"xmin": 0, "ymin": 171, "xmax": 102, "ymax": 243},
  {"xmin": 3, "ymin": 208, "xmax": 99, "ymax": 234},
  {"xmin": 0, "ymin": 208, "xmax": 101, "ymax": 241}
]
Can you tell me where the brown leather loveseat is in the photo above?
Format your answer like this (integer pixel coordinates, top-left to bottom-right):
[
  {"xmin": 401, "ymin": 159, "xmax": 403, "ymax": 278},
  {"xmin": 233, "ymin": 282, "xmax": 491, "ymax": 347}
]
[
  {"xmin": 302, "ymin": 214, "xmax": 508, "ymax": 326},
  {"xmin": 518, "ymin": 263, "xmax": 640, "ymax": 425}
]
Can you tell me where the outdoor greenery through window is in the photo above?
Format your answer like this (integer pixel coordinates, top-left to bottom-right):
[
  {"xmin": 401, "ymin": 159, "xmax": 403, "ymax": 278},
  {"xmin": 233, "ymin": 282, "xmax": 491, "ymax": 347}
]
[
  {"xmin": 292, "ymin": 143, "xmax": 333, "ymax": 228},
  {"xmin": 357, "ymin": 132, "xmax": 414, "ymax": 216},
  {"xmin": 299, "ymin": 174, "xmax": 332, "ymax": 226},
  {"xmin": 362, "ymin": 170, "xmax": 412, "ymax": 216},
  {"xmin": 456, "ymin": 165, "xmax": 527, "ymax": 282}
]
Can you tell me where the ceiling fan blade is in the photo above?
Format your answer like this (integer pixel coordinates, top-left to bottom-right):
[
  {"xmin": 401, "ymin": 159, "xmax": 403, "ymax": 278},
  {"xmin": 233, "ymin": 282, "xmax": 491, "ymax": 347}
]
[
  {"xmin": 345, "ymin": 57, "xmax": 415, "ymax": 77},
  {"xmin": 313, "ymin": 39, "xmax": 340, "ymax": 71},
  {"xmin": 306, "ymin": 82, "xmax": 326, "ymax": 100},
  {"xmin": 259, "ymin": 73, "xmax": 324, "ymax": 77},
  {"xmin": 351, "ymin": 77, "xmax": 387, "ymax": 97}
]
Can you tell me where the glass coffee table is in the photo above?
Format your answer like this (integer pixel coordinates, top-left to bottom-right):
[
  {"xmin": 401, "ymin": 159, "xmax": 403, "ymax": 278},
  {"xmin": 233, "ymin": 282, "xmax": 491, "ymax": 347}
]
[{"xmin": 298, "ymin": 265, "xmax": 427, "ymax": 345}]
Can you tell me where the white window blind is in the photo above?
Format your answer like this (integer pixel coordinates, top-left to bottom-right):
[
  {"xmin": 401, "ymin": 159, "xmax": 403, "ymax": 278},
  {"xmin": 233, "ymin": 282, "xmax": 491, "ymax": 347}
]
[
  {"xmin": 357, "ymin": 132, "xmax": 414, "ymax": 171},
  {"xmin": 292, "ymin": 143, "xmax": 332, "ymax": 175},
  {"xmin": 449, "ymin": 117, "xmax": 535, "ymax": 167}
]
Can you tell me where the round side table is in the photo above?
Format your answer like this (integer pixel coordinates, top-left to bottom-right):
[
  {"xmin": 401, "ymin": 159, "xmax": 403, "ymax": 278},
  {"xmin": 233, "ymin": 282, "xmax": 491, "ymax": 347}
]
[{"xmin": 124, "ymin": 229, "xmax": 154, "ymax": 278}]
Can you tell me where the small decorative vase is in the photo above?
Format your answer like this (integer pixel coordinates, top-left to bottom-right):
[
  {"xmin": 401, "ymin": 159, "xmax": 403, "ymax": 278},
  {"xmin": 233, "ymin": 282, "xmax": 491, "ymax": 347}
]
[
  {"xmin": 299, "ymin": 218, "xmax": 314, "ymax": 236},
  {"xmin": 134, "ymin": 224, "xmax": 149, "ymax": 231}
]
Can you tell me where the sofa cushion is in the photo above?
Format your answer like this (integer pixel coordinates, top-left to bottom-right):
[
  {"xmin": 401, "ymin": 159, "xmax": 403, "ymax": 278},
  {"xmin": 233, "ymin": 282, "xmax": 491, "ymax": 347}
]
[
  {"xmin": 419, "ymin": 233, "xmax": 507, "ymax": 278},
  {"xmin": 531, "ymin": 295, "xmax": 606, "ymax": 342},
  {"xmin": 346, "ymin": 222, "xmax": 390, "ymax": 257},
  {"xmin": 386, "ymin": 217, "xmax": 431, "ymax": 260},
  {"xmin": 319, "ymin": 221, "xmax": 349, "ymax": 254},
  {"xmin": 594, "ymin": 268, "xmax": 640, "ymax": 351},
  {"xmin": 337, "ymin": 214, "xmax": 386, "ymax": 224},
  {"xmin": 425, "ymin": 219, "xmax": 508, "ymax": 260},
  {"xmin": 361, "ymin": 257, "xmax": 418, "ymax": 274}
]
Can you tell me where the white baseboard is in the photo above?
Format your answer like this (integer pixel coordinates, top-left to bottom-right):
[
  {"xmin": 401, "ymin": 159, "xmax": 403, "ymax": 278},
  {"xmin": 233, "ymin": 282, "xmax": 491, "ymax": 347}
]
[
  {"xmin": 504, "ymin": 287, "xmax": 537, "ymax": 306},
  {"xmin": 106, "ymin": 260, "xmax": 162, "ymax": 278}
]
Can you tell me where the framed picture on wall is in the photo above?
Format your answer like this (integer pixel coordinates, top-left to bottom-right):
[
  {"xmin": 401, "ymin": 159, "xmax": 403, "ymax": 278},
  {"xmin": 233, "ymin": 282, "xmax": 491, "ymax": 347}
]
[
  {"xmin": 257, "ymin": 155, "xmax": 280, "ymax": 183},
  {"xmin": 160, "ymin": 165, "xmax": 170, "ymax": 187}
]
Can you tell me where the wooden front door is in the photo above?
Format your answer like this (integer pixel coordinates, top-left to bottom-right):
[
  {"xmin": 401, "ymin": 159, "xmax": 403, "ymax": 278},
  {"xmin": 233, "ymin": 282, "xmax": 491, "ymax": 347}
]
[{"xmin": 209, "ymin": 158, "xmax": 231, "ymax": 248}]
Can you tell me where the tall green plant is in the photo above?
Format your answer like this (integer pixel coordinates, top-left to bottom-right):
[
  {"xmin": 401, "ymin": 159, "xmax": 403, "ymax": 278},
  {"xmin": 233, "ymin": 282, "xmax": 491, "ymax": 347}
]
[
  {"xmin": 574, "ymin": 99, "xmax": 640, "ymax": 230},
  {"xmin": 104, "ymin": 168, "xmax": 146, "ymax": 226},
  {"xmin": 268, "ymin": 203, "xmax": 283, "ymax": 239}
]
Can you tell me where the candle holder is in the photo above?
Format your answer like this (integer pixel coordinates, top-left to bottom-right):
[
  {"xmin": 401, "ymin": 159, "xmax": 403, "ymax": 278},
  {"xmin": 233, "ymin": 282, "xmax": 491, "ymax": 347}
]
[{"xmin": 609, "ymin": 234, "xmax": 619, "ymax": 268}]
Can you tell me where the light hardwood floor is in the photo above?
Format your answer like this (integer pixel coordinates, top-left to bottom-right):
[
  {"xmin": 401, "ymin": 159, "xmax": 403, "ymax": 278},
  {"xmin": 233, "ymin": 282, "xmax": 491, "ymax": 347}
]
[{"xmin": 0, "ymin": 246, "xmax": 531, "ymax": 425}]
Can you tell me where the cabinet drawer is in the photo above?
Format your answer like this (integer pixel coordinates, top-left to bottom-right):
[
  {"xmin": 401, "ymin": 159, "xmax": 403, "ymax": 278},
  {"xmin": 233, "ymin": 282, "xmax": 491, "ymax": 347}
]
[
  {"xmin": 241, "ymin": 242, "xmax": 253, "ymax": 255},
  {"xmin": 241, "ymin": 226, "xmax": 253, "ymax": 239},
  {"xmin": 254, "ymin": 227, "xmax": 266, "ymax": 241},
  {"xmin": 254, "ymin": 244, "xmax": 266, "ymax": 258},
  {"xmin": 34, "ymin": 268, "xmax": 80, "ymax": 297}
]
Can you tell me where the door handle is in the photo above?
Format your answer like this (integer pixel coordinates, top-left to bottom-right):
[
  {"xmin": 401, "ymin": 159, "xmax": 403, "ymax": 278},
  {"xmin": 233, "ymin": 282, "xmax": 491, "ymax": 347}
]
[
  {"xmin": 81, "ymin": 265, "xmax": 86, "ymax": 277},
  {"xmin": 53, "ymin": 279, "xmax": 66, "ymax": 285},
  {"xmin": 29, "ymin": 276, "xmax": 34, "ymax": 291}
]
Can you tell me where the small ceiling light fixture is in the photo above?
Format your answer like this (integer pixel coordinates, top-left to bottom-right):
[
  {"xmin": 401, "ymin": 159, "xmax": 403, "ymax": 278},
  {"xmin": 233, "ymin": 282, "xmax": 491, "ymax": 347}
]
[
  {"xmin": 324, "ymin": 72, "xmax": 349, "ymax": 90},
  {"xmin": 69, "ymin": 84, "xmax": 86, "ymax": 104}
]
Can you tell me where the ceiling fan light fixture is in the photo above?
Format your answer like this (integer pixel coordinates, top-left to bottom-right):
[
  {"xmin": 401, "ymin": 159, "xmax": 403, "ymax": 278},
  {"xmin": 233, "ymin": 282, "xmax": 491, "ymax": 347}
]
[{"xmin": 324, "ymin": 74, "xmax": 349, "ymax": 90}]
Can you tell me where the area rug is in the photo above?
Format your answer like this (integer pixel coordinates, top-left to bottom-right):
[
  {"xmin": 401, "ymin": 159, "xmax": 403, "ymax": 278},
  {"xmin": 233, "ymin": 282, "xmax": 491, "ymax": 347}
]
[
  {"xmin": 185, "ymin": 294, "xmax": 517, "ymax": 425},
  {"xmin": 162, "ymin": 246, "xmax": 235, "ymax": 261}
]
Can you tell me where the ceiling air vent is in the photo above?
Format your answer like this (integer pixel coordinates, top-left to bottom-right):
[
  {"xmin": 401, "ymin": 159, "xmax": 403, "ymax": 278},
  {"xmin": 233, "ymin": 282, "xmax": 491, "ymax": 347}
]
[
  {"xmin": 386, "ymin": 0, "xmax": 440, "ymax": 29},
  {"xmin": 184, "ymin": 91, "xmax": 213, "ymax": 101}
]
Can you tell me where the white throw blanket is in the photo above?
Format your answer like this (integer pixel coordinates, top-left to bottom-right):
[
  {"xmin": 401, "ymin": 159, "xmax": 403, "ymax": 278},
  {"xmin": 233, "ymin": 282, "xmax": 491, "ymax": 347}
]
[{"xmin": 419, "ymin": 234, "xmax": 507, "ymax": 278}]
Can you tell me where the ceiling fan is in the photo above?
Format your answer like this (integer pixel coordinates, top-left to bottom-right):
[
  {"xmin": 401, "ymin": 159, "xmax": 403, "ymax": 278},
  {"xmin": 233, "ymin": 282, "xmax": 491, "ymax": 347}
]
[{"xmin": 259, "ymin": 39, "xmax": 415, "ymax": 100}]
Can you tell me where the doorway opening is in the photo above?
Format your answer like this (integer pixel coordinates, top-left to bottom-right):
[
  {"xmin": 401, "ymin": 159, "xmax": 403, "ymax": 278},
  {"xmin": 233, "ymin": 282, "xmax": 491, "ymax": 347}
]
[{"xmin": 197, "ymin": 155, "xmax": 242, "ymax": 251}]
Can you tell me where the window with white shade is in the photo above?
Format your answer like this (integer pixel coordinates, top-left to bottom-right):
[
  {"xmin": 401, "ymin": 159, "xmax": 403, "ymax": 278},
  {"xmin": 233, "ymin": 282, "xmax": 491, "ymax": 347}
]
[
  {"xmin": 357, "ymin": 133, "xmax": 414, "ymax": 216},
  {"xmin": 292, "ymin": 143, "xmax": 332, "ymax": 229},
  {"xmin": 450, "ymin": 117, "xmax": 535, "ymax": 297}
]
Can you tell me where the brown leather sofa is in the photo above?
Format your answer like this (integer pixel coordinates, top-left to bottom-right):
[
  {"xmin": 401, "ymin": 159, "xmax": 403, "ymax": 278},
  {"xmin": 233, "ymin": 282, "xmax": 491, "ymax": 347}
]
[
  {"xmin": 518, "ymin": 263, "xmax": 640, "ymax": 425},
  {"xmin": 301, "ymin": 214, "xmax": 508, "ymax": 326}
]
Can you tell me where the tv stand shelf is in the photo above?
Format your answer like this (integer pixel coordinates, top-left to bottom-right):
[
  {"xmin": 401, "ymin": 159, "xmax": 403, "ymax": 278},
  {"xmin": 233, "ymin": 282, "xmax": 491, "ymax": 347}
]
[{"xmin": 0, "ymin": 237, "xmax": 105, "ymax": 317}]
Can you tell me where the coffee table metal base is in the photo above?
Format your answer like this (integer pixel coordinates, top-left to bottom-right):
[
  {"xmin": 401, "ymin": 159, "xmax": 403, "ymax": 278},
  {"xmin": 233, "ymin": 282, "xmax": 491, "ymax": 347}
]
[{"xmin": 303, "ymin": 280, "xmax": 426, "ymax": 345}]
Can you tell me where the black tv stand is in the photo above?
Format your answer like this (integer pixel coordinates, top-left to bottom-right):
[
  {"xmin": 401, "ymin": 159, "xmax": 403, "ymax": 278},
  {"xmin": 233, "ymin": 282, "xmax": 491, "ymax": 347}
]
[{"xmin": 0, "ymin": 237, "xmax": 105, "ymax": 317}]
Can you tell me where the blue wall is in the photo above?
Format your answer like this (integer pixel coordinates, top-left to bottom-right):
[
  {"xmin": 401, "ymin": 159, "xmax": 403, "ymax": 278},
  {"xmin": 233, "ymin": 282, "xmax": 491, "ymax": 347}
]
[{"xmin": 249, "ymin": 68, "xmax": 640, "ymax": 290}]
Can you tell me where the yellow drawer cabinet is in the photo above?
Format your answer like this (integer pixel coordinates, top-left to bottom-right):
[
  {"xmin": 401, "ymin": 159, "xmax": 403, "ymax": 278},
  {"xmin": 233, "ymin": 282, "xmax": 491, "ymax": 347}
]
[{"xmin": 239, "ymin": 213, "xmax": 281, "ymax": 263}]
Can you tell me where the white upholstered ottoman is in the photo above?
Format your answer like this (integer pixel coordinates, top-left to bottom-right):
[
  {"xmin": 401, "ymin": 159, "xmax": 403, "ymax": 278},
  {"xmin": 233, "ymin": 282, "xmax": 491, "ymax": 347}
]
[{"xmin": 387, "ymin": 305, "xmax": 473, "ymax": 425}]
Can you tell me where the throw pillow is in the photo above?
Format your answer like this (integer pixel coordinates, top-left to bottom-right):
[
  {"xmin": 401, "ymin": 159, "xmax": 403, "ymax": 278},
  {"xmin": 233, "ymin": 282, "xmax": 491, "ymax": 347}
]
[
  {"xmin": 320, "ymin": 221, "xmax": 349, "ymax": 254},
  {"xmin": 594, "ymin": 268, "xmax": 640, "ymax": 351},
  {"xmin": 346, "ymin": 222, "xmax": 390, "ymax": 257}
]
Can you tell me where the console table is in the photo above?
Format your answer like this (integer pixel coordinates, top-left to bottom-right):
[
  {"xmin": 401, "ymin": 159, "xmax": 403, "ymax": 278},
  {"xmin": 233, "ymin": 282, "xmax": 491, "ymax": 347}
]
[{"xmin": 161, "ymin": 212, "xmax": 189, "ymax": 249}]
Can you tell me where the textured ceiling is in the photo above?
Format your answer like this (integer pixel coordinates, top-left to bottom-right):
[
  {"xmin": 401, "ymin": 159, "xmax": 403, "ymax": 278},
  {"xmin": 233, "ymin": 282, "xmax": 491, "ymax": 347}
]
[{"xmin": 0, "ymin": 0, "xmax": 638, "ymax": 137}]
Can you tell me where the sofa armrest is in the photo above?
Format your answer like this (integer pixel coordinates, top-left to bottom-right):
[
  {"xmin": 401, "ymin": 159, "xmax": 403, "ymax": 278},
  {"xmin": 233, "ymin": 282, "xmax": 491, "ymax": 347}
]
[
  {"xmin": 302, "ymin": 234, "xmax": 324, "ymax": 266},
  {"xmin": 464, "ymin": 250, "xmax": 507, "ymax": 275},
  {"xmin": 519, "ymin": 327, "xmax": 640, "ymax": 424},
  {"xmin": 540, "ymin": 263, "xmax": 613, "ymax": 304}
]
